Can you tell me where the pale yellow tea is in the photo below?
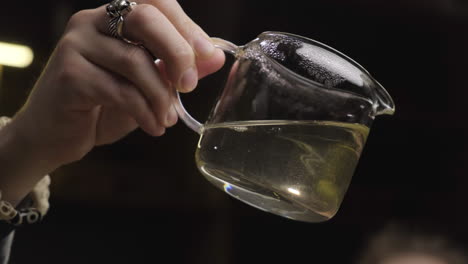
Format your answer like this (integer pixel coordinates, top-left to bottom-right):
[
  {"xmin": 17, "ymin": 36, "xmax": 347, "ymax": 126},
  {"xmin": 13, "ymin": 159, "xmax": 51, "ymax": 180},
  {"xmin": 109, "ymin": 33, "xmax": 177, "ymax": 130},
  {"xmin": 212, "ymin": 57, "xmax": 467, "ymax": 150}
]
[{"xmin": 196, "ymin": 120, "xmax": 369, "ymax": 222}]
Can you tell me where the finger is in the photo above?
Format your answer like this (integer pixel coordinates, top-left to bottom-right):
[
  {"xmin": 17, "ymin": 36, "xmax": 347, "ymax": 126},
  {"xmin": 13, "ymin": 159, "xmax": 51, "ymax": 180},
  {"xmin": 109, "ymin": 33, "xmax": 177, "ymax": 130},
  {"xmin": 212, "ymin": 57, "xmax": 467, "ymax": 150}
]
[
  {"xmin": 94, "ymin": 5, "xmax": 198, "ymax": 92},
  {"xmin": 140, "ymin": 0, "xmax": 226, "ymax": 77},
  {"xmin": 95, "ymin": 106, "xmax": 138, "ymax": 145},
  {"xmin": 94, "ymin": 74, "xmax": 166, "ymax": 137},
  {"xmin": 140, "ymin": 0, "xmax": 216, "ymax": 59},
  {"xmin": 73, "ymin": 18, "xmax": 175, "ymax": 127},
  {"xmin": 156, "ymin": 48, "xmax": 225, "ymax": 83},
  {"xmin": 69, "ymin": 49, "xmax": 165, "ymax": 136},
  {"xmin": 195, "ymin": 49, "xmax": 226, "ymax": 80}
]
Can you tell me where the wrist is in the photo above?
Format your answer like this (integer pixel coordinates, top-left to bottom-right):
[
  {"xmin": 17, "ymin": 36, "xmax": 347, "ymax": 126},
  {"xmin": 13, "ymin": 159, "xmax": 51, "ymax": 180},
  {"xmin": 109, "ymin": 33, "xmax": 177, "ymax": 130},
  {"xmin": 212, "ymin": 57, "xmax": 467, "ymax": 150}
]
[{"xmin": 0, "ymin": 117, "xmax": 57, "ymax": 205}]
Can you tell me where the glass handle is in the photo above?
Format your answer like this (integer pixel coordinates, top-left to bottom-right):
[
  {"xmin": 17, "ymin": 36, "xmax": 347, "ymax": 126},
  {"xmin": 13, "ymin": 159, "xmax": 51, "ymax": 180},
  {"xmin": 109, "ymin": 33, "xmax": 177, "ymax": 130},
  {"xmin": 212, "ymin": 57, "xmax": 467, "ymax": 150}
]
[{"xmin": 171, "ymin": 38, "xmax": 239, "ymax": 135}]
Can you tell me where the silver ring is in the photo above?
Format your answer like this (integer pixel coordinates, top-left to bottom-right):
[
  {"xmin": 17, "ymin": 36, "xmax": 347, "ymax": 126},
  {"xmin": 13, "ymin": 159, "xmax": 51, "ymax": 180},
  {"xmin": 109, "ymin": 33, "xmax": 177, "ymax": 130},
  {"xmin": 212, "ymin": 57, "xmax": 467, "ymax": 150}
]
[{"xmin": 106, "ymin": 0, "xmax": 141, "ymax": 45}]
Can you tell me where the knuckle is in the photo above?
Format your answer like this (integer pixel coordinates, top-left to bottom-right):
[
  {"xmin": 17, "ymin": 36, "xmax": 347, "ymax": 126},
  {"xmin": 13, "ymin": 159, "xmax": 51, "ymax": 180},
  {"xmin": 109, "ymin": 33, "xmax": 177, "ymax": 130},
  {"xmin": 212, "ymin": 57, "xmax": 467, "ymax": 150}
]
[
  {"xmin": 173, "ymin": 42, "xmax": 194, "ymax": 61},
  {"xmin": 57, "ymin": 33, "xmax": 79, "ymax": 52},
  {"xmin": 169, "ymin": 43, "xmax": 195, "ymax": 73},
  {"xmin": 180, "ymin": 18, "xmax": 195, "ymax": 31},
  {"xmin": 66, "ymin": 10, "xmax": 92, "ymax": 31}
]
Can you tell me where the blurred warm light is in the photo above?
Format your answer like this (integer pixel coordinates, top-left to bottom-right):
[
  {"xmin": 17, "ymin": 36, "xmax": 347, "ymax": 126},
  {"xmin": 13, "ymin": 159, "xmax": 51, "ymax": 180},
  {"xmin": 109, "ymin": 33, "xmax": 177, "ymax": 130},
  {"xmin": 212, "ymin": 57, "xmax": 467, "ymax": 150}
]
[
  {"xmin": 0, "ymin": 42, "xmax": 33, "ymax": 68},
  {"xmin": 287, "ymin": 187, "xmax": 300, "ymax": 195}
]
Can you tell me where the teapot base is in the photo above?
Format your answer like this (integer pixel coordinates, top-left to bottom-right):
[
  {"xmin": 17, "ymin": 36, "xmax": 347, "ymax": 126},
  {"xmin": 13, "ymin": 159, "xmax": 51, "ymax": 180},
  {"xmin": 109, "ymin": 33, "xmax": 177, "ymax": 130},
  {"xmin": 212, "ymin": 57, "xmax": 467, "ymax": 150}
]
[{"xmin": 202, "ymin": 171, "xmax": 333, "ymax": 223}]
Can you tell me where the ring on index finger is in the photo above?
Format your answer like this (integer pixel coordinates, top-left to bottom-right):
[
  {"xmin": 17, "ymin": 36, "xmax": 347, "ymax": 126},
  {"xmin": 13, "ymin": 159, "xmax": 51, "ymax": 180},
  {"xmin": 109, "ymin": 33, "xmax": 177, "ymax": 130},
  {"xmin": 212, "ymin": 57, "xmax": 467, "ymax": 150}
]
[{"xmin": 106, "ymin": 0, "xmax": 141, "ymax": 46}]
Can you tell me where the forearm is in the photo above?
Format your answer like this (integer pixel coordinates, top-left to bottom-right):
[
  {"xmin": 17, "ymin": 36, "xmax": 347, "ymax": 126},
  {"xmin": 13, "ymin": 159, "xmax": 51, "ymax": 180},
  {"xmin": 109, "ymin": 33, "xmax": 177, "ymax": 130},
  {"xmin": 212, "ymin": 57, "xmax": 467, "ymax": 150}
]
[{"xmin": 0, "ymin": 117, "xmax": 57, "ymax": 206}]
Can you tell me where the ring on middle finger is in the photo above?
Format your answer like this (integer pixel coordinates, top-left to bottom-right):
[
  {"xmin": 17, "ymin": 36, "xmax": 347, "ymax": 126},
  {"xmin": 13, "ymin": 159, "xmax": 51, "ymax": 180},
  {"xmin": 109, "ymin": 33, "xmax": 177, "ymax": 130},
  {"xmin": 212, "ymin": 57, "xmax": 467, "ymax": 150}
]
[{"xmin": 106, "ymin": 0, "xmax": 141, "ymax": 46}]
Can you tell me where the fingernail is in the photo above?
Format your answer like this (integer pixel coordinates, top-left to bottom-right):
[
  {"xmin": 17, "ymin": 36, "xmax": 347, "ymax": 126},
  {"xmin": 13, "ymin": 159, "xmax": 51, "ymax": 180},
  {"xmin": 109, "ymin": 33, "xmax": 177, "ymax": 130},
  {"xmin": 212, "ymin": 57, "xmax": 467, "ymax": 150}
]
[
  {"xmin": 194, "ymin": 33, "xmax": 215, "ymax": 58},
  {"xmin": 179, "ymin": 67, "xmax": 198, "ymax": 92},
  {"xmin": 165, "ymin": 105, "xmax": 178, "ymax": 127}
]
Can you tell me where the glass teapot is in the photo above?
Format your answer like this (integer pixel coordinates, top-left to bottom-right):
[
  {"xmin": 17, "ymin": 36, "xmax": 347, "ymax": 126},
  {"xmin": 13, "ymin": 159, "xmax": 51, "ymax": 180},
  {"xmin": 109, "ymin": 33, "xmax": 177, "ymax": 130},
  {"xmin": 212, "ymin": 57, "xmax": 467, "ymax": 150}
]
[{"xmin": 172, "ymin": 31, "xmax": 395, "ymax": 222}]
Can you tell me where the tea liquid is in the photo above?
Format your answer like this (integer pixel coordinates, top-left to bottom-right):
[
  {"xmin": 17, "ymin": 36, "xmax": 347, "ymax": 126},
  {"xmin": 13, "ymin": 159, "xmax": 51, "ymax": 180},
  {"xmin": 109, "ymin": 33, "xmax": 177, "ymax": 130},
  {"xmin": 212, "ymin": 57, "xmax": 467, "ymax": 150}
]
[{"xmin": 196, "ymin": 120, "xmax": 369, "ymax": 222}]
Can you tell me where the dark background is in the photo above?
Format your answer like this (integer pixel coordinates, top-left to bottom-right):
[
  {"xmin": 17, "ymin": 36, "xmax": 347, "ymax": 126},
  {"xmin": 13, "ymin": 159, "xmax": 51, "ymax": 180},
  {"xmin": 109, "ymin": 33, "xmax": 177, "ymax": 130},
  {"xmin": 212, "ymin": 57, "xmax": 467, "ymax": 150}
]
[{"xmin": 1, "ymin": 0, "xmax": 468, "ymax": 263}]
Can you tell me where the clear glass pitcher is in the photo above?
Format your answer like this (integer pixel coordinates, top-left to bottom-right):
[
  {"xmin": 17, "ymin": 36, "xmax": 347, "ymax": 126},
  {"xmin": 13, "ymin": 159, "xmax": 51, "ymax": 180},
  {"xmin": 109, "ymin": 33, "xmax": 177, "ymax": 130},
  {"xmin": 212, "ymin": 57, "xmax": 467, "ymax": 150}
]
[{"xmin": 173, "ymin": 31, "xmax": 395, "ymax": 222}]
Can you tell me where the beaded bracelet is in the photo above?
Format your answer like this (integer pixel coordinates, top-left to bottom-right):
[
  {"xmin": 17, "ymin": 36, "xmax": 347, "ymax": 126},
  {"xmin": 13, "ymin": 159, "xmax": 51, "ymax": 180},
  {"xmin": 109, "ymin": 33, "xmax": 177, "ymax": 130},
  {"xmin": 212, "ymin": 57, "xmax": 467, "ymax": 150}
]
[{"xmin": 0, "ymin": 117, "xmax": 51, "ymax": 229}]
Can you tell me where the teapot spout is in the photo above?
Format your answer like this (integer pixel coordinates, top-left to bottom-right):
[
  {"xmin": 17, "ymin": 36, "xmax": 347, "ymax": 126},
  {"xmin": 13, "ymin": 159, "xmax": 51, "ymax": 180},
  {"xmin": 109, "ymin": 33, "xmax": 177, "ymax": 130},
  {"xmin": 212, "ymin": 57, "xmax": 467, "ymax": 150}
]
[{"xmin": 373, "ymin": 80, "xmax": 395, "ymax": 116}]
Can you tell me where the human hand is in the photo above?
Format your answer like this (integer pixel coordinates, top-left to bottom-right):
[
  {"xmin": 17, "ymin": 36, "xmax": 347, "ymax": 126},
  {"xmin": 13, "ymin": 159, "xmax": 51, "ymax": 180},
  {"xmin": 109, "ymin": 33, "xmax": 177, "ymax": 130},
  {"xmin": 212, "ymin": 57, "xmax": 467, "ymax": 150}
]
[{"xmin": 10, "ymin": 0, "xmax": 225, "ymax": 169}]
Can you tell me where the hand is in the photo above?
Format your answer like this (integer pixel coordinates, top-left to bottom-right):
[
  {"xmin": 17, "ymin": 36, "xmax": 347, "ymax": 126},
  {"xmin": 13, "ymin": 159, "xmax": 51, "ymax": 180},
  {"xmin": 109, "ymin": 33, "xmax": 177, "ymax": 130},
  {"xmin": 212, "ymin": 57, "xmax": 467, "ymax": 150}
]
[
  {"xmin": 0, "ymin": 0, "xmax": 225, "ymax": 205},
  {"xmin": 10, "ymin": 0, "xmax": 225, "ymax": 169}
]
